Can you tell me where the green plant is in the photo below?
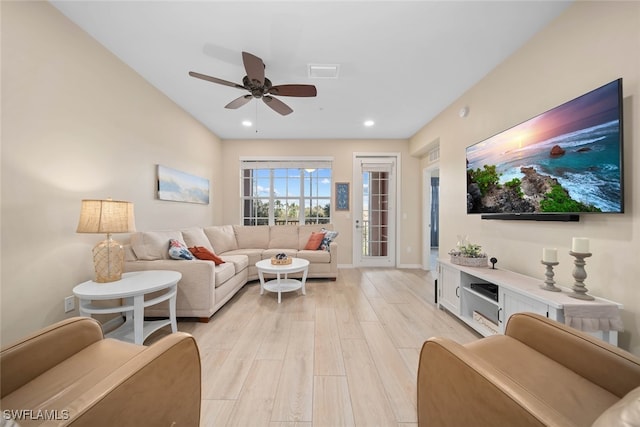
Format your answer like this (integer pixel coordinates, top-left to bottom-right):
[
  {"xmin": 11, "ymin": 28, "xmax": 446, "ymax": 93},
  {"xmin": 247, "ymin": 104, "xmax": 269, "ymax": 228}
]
[
  {"xmin": 449, "ymin": 242, "xmax": 486, "ymax": 258},
  {"xmin": 504, "ymin": 178, "xmax": 524, "ymax": 198},
  {"xmin": 540, "ymin": 185, "xmax": 601, "ymax": 213},
  {"xmin": 468, "ymin": 165, "xmax": 500, "ymax": 196},
  {"xmin": 459, "ymin": 243, "xmax": 484, "ymax": 258}
]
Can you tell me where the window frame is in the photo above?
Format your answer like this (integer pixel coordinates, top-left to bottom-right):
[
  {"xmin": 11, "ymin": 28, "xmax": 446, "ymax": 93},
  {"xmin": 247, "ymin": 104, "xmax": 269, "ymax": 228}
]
[{"xmin": 240, "ymin": 157, "xmax": 333, "ymax": 226}]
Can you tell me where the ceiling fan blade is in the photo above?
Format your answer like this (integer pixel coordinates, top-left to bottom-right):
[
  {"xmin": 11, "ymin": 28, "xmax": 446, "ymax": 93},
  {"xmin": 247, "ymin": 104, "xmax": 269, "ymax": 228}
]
[
  {"xmin": 263, "ymin": 95, "xmax": 293, "ymax": 116},
  {"xmin": 242, "ymin": 51, "xmax": 265, "ymax": 86},
  {"xmin": 268, "ymin": 84, "xmax": 317, "ymax": 97},
  {"xmin": 189, "ymin": 71, "xmax": 245, "ymax": 89},
  {"xmin": 225, "ymin": 95, "xmax": 253, "ymax": 109}
]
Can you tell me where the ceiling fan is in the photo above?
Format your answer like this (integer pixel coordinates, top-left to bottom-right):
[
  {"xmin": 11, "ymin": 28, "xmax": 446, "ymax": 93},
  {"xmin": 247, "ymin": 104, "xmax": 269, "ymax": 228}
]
[{"xmin": 189, "ymin": 51, "xmax": 317, "ymax": 116}]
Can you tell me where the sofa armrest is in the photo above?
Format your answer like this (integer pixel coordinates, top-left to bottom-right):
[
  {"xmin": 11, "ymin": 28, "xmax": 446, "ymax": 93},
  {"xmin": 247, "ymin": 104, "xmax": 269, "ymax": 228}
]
[
  {"xmin": 125, "ymin": 259, "xmax": 215, "ymax": 285},
  {"xmin": 505, "ymin": 312, "xmax": 640, "ymax": 397},
  {"xmin": 417, "ymin": 337, "xmax": 575, "ymax": 427},
  {"xmin": 329, "ymin": 241, "xmax": 338, "ymax": 261},
  {"xmin": 68, "ymin": 332, "xmax": 201, "ymax": 426},
  {"xmin": 1, "ymin": 317, "xmax": 104, "ymax": 397}
]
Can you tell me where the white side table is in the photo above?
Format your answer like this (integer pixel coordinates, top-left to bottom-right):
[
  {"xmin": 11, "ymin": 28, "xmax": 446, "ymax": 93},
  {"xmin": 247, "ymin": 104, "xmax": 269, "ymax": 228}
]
[
  {"xmin": 73, "ymin": 270, "xmax": 180, "ymax": 345},
  {"xmin": 256, "ymin": 258, "xmax": 309, "ymax": 303}
]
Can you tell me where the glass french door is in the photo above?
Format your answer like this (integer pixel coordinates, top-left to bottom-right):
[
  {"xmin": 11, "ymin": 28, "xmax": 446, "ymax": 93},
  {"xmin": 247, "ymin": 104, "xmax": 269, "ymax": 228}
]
[{"xmin": 352, "ymin": 155, "xmax": 396, "ymax": 267}]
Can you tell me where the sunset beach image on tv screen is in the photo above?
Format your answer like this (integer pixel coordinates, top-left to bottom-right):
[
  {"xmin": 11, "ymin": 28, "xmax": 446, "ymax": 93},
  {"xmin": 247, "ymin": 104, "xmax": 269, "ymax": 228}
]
[{"xmin": 466, "ymin": 79, "xmax": 623, "ymax": 215}]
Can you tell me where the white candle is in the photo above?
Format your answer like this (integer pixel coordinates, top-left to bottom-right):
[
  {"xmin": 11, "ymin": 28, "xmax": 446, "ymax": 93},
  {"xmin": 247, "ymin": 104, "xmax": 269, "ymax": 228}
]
[
  {"xmin": 542, "ymin": 248, "xmax": 557, "ymax": 263},
  {"xmin": 572, "ymin": 237, "xmax": 590, "ymax": 253}
]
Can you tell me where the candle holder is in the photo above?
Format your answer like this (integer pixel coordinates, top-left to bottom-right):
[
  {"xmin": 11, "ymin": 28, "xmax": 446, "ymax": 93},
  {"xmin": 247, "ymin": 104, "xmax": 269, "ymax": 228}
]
[
  {"xmin": 569, "ymin": 251, "xmax": 595, "ymax": 300},
  {"xmin": 540, "ymin": 260, "xmax": 561, "ymax": 292}
]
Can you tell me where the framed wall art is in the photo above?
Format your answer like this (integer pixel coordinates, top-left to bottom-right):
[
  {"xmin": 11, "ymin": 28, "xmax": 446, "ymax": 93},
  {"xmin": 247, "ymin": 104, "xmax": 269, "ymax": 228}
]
[
  {"xmin": 157, "ymin": 165, "xmax": 209, "ymax": 204},
  {"xmin": 335, "ymin": 182, "xmax": 349, "ymax": 211}
]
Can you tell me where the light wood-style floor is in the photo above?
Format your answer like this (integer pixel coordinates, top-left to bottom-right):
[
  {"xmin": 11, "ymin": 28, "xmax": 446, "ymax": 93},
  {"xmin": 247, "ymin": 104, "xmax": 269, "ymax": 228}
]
[{"xmin": 153, "ymin": 268, "xmax": 479, "ymax": 426}]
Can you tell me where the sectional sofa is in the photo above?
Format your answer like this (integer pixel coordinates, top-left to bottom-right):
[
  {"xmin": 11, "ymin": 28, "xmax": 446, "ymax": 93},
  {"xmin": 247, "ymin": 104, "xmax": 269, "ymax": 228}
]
[{"xmin": 124, "ymin": 224, "xmax": 338, "ymax": 321}]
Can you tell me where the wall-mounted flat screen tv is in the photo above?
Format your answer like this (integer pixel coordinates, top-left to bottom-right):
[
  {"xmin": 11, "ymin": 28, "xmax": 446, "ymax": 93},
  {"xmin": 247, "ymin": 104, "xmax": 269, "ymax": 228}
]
[{"xmin": 466, "ymin": 78, "xmax": 623, "ymax": 218}]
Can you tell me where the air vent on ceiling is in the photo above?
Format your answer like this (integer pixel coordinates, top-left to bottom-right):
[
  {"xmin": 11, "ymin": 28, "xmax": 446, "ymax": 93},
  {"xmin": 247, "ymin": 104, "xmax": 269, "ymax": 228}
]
[{"xmin": 308, "ymin": 64, "xmax": 340, "ymax": 79}]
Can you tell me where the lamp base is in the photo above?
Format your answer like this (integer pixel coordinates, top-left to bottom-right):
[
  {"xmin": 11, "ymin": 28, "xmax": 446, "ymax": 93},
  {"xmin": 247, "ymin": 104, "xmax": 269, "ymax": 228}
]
[{"xmin": 93, "ymin": 237, "xmax": 124, "ymax": 283}]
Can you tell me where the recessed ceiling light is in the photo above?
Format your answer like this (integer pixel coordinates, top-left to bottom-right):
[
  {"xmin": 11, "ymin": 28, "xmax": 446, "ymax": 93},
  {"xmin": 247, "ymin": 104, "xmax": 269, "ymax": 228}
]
[
  {"xmin": 364, "ymin": 120, "xmax": 375, "ymax": 127},
  {"xmin": 242, "ymin": 120, "xmax": 252, "ymax": 127}
]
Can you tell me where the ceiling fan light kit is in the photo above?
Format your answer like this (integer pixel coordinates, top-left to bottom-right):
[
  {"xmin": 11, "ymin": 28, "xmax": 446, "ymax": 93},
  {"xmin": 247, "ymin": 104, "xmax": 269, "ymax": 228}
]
[{"xmin": 189, "ymin": 51, "xmax": 317, "ymax": 116}]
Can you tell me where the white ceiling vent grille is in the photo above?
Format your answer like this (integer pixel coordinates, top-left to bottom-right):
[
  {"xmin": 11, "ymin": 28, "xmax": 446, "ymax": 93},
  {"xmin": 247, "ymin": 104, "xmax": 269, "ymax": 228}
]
[{"xmin": 308, "ymin": 64, "xmax": 340, "ymax": 79}]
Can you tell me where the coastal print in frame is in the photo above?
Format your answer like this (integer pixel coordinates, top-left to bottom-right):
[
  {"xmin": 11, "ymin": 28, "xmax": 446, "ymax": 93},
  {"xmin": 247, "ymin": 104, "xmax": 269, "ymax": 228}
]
[
  {"xmin": 335, "ymin": 182, "xmax": 349, "ymax": 211},
  {"xmin": 157, "ymin": 165, "xmax": 209, "ymax": 204}
]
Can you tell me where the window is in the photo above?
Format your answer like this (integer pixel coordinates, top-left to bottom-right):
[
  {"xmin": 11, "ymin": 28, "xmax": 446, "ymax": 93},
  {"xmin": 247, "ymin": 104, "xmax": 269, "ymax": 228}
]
[{"xmin": 241, "ymin": 159, "xmax": 332, "ymax": 226}]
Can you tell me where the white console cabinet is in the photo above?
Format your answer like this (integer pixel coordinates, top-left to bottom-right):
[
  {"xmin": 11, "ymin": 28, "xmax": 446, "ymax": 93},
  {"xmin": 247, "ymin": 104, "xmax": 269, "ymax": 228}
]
[
  {"xmin": 437, "ymin": 259, "xmax": 622, "ymax": 345},
  {"xmin": 438, "ymin": 261, "xmax": 461, "ymax": 314}
]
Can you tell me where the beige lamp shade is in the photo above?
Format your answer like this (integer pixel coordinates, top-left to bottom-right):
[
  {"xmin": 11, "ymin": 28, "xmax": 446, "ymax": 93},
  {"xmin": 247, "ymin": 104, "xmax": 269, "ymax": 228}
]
[
  {"xmin": 77, "ymin": 199, "xmax": 136, "ymax": 283},
  {"xmin": 76, "ymin": 199, "xmax": 136, "ymax": 234}
]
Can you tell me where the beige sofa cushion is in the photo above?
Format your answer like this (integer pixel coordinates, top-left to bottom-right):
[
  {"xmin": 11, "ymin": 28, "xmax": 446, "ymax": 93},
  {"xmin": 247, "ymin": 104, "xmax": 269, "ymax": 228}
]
[
  {"xmin": 220, "ymin": 255, "xmax": 249, "ymax": 274},
  {"xmin": 124, "ymin": 245, "xmax": 137, "ymax": 262},
  {"xmin": 268, "ymin": 225, "xmax": 299, "ymax": 249},
  {"xmin": 204, "ymin": 225, "xmax": 238, "ymax": 253},
  {"xmin": 130, "ymin": 230, "xmax": 185, "ymax": 260},
  {"xmin": 263, "ymin": 248, "xmax": 298, "ymax": 259},
  {"xmin": 592, "ymin": 386, "xmax": 640, "ymax": 427},
  {"xmin": 234, "ymin": 225, "xmax": 270, "ymax": 248},
  {"xmin": 181, "ymin": 227, "xmax": 214, "ymax": 252},
  {"xmin": 222, "ymin": 248, "xmax": 263, "ymax": 266},
  {"xmin": 214, "ymin": 263, "xmax": 235, "ymax": 288}
]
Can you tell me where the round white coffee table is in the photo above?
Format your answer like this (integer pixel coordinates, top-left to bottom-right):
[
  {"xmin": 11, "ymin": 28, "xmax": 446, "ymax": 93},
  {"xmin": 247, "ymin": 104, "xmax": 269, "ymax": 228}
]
[
  {"xmin": 256, "ymin": 258, "xmax": 309, "ymax": 303},
  {"xmin": 73, "ymin": 270, "xmax": 181, "ymax": 345}
]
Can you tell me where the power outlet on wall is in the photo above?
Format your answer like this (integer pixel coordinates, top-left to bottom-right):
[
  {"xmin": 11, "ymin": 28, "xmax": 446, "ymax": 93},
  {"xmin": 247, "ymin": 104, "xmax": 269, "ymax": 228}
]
[{"xmin": 64, "ymin": 296, "xmax": 75, "ymax": 313}]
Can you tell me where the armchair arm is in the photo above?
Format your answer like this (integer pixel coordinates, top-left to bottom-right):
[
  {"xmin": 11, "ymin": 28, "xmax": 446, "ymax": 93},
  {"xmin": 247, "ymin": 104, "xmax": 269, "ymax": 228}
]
[
  {"xmin": 68, "ymin": 332, "xmax": 201, "ymax": 427},
  {"xmin": 417, "ymin": 337, "xmax": 574, "ymax": 427},
  {"xmin": 1, "ymin": 317, "xmax": 103, "ymax": 397},
  {"xmin": 505, "ymin": 312, "xmax": 640, "ymax": 397}
]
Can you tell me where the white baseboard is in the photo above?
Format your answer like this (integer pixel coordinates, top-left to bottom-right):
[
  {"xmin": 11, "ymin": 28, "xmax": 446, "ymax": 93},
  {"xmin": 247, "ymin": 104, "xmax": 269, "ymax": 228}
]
[
  {"xmin": 337, "ymin": 264, "xmax": 355, "ymax": 269},
  {"xmin": 338, "ymin": 264, "xmax": 424, "ymax": 269},
  {"xmin": 397, "ymin": 263, "xmax": 424, "ymax": 269}
]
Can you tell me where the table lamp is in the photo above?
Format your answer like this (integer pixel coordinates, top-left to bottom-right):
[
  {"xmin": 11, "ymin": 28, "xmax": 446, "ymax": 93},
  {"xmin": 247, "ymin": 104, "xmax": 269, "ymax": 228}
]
[{"xmin": 76, "ymin": 199, "xmax": 136, "ymax": 283}]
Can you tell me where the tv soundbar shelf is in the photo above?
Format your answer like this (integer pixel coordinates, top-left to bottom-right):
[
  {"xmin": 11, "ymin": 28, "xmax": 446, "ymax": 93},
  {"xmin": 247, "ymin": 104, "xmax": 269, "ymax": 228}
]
[{"xmin": 437, "ymin": 259, "xmax": 622, "ymax": 345}]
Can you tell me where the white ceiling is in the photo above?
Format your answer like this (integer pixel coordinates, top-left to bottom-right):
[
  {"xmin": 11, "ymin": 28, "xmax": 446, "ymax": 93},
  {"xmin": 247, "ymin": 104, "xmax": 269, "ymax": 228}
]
[{"xmin": 50, "ymin": 1, "xmax": 572, "ymax": 140}]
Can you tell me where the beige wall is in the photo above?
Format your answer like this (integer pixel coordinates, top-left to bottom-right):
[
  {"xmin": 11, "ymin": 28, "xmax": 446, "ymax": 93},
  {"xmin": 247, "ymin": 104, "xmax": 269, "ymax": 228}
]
[
  {"xmin": 220, "ymin": 139, "xmax": 422, "ymax": 267},
  {"xmin": 1, "ymin": 2, "xmax": 222, "ymax": 345},
  {"xmin": 3, "ymin": 0, "xmax": 637, "ymax": 356},
  {"xmin": 410, "ymin": 1, "xmax": 640, "ymax": 354}
]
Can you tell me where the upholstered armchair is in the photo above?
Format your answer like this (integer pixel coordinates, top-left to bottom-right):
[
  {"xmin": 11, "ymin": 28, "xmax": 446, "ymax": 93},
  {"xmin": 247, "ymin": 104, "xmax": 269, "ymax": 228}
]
[
  {"xmin": 417, "ymin": 312, "xmax": 640, "ymax": 427},
  {"xmin": 1, "ymin": 317, "xmax": 201, "ymax": 426}
]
